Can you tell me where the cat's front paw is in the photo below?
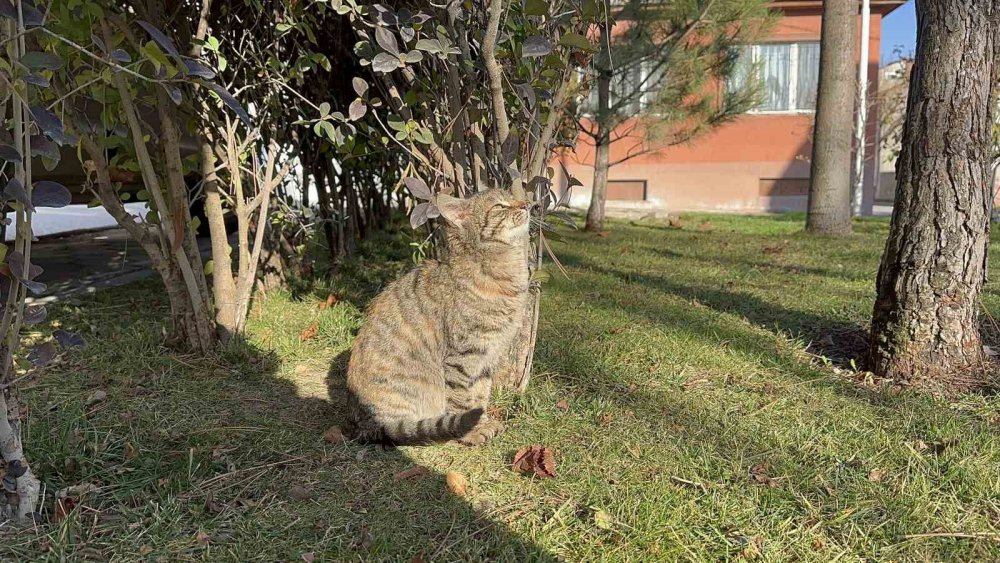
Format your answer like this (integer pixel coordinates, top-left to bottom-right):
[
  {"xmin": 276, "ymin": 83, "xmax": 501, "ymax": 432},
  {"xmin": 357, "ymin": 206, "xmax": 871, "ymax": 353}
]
[{"xmin": 456, "ymin": 420, "xmax": 506, "ymax": 446}]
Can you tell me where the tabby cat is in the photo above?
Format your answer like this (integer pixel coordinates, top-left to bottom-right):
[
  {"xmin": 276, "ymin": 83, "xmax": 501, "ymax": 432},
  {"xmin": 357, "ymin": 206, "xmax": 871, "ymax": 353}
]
[{"xmin": 345, "ymin": 188, "xmax": 531, "ymax": 446}]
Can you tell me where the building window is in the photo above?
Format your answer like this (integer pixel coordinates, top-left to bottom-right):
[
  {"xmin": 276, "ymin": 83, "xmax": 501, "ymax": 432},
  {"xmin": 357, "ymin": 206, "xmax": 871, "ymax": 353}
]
[
  {"xmin": 731, "ymin": 42, "xmax": 820, "ymax": 113},
  {"xmin": 580, "ymin": 59, "xmax": 665, "ymax": 116}
]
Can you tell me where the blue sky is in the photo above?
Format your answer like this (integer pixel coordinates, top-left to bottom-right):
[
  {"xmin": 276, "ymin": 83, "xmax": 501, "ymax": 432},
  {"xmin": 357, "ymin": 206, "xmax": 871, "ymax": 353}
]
[{"xmin": 881, "ymin": 0, "xmax": 916, "ymax": 65}]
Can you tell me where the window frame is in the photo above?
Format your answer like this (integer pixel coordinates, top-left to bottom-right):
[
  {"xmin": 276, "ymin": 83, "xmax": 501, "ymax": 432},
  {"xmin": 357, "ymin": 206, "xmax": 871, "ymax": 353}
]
[{"xmin": 741, "ymin": 41, "xmax": 820, "ymax": 116}]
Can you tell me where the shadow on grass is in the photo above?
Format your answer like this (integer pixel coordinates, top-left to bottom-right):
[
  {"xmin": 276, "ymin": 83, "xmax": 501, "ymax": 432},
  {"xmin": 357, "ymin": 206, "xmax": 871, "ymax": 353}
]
[
  {"xmin": 8, "ymin": 277, "xmax": 554, "ymax": 562},
  {"xmin": 558, "ymin": 246, "xmax": 872, "ymax": 372}
]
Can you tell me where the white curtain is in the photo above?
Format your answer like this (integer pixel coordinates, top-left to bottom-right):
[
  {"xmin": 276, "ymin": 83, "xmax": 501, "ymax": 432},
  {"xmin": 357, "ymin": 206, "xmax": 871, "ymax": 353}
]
[
  {"xmin": 758, "ymin": 44, "xmax": 790, "ymax": 111},
  {"xmin": 796, "ymin": 42, "xmax": 820, "ymax": 110}
]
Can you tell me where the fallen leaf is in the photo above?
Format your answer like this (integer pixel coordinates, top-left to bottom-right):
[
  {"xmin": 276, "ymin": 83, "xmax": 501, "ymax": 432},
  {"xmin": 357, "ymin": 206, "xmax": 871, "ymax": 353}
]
[
  {"xmin": 511, "ymin": 445, "xmax": 556, "ymax": 478},
  {"xmin": 301, "ymin": 553, "xmax": 316, "ymax": 563},
  {"xmin": 394, "ymin": 465, "xmax": 430, "ymax": 481},
  {"xmin": 598, "ymin": 413, "xmax": 613, "ymax": 426},
  {"xmin": 123, "ymin": 442, "xmax": 138, "ymax": 461},
  {"xmin": 322, "ymin": 426, "xmax": 347, "ymax": 444},
  {"xmin": 300, "ymin": 322, "xmax": 319, "ymax": 341},
  {"xmin": 868, "ymin": 468, "xmax": 886, "ymax": 482},
  {"xmin": 554, "ymin": 399, "xmax": 569, "ymax": 411},
  {"xmin": 410, "ymin": 554, "xmax": 427, "ymax": 563},
  {"xmin": 56, "ymin": 482, "xmax": 99, "ymax": 499},
  {"xmin": 52, "ymin": 497, "xmax": 76, "ymax": 523},
  {"xmin": 592, "ymin": 506, "xmax": 614, "ymax": 530},
  {"xmin": 288, "ymin": 485, "xmax": 315, "ymax": 501},
  {"xmin": 911, "ymin": 439, "xmax": 928, "ymax": 451},
  {"xmin": 325, "ymin": 294, "xmax": 338, "ymax": 308},
  {"xmin": 749, "ymin": 464, "xmax": 776, "ymax": 487},
  {"xmin": 597, "ymin": 231, "xmax": 610, "ymax": 237},
  {"xmin": 929, "ymin": 438, "xmax": 959, "ymax": 455},
  {"xmin": 446, "ymin": 471, "xmax": 467, "ymax": 496},
  {"xmin": 194, "ymin": 530, "xmax": 210, "ymax": 545},
  {"xmin": 139, "ymin": 545, "xmax": 153, "ymax": 555},
  {"xmin": 85, "ymin": 389, "xmax": 107, "ymax": 406},
  {"xmin": 157, "ymin": 477, "xmax": 171, "ymax": 489},
  {"xmin": 204, "ymin": 491, "xmax": 224, "ymax": 514}
]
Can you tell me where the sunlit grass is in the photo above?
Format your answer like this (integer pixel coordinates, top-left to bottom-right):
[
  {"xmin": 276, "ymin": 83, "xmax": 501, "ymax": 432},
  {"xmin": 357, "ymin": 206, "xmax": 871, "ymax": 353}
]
[{"xmin": 7, "ymin": 214, "xmax": 1000, "ymax": 561}]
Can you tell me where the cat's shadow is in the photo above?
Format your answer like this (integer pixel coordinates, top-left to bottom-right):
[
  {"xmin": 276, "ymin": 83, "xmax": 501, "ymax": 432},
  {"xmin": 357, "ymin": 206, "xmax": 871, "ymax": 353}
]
[
  {"xmin": 321, "ymin": 348, "xmax": 557, "ymax": 560},
  {"xmin": 324, "ymin": 348, "xmax": 353, "ymax": 420}
]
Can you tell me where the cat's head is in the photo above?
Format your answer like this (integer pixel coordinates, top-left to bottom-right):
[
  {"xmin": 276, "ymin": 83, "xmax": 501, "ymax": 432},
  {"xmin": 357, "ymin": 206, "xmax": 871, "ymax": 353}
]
[{"xmin": 436, "ymin": 189, "xmax": 530, "ymax": 250}]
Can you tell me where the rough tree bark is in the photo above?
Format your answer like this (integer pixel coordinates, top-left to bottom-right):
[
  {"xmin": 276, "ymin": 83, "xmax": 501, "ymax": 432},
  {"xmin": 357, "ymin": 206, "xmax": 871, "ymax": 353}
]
[
  {"xmin": 806, "ymin": 0, "xmax": 857, "ymax": 235},
  {"xmin": 585, "ymin": 70, "xmax": 612, "ymax": 232},
  {"xmin": 869, "ymin": 0, "xmax": 1000, "ymax": 389}
]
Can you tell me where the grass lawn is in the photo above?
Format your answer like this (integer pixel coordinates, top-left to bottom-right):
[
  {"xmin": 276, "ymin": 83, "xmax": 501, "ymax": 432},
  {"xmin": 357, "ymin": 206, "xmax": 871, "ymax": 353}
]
[{"xmin": 6, "ymin": 213, "xmax": 1000, "ymax": 561}]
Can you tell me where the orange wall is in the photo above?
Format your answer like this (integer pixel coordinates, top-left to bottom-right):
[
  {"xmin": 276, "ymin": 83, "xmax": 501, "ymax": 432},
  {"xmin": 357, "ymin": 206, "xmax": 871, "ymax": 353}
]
[{"xmin": 562, "ymin": 8, "xmax": 886, "ymax": 214}]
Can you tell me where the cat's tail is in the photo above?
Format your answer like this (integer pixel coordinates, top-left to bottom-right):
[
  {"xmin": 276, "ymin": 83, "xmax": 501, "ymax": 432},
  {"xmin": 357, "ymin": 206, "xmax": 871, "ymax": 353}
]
[{"xmin": 356, "ymin": 408, "xmax": 484, "ymax": 445}]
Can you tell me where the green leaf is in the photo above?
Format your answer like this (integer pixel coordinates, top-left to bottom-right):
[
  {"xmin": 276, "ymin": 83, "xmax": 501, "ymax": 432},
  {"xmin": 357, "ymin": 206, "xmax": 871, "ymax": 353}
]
[
  {"xmin": 276, "ymin": 22, "xmax": 293, "ymax": 32},
  {"xmin": 319, "ymin": 102, "xmax": 331, "ymax": 118},
  {"xmin": 524, "ymin": 0, "xmax": 548, "ymax": 16},
  {"xmin": 371, "ymin": 52, "xmax": 401, "ymax": 73},
  {"xmin": 19, "ymin": 51, "xmax": 63, "ymax": 71},
  {"xmin": 522, "ymin": 36, "xmax": 552, "ymax": 58},
  {"xmin": 414, "ymin": 38, "xmax": 440, "ymax": 54},
  {"xmin": 348, "ymin": 99, "xmax": 366, "ymax": 121},
  {"xmin": 412, "ymin": 128, "xmax": 433, "ymax": 145},
  {"xmin": 204, "ymin": 260, "xmax": 214, "ymax": 275},
  {"xmin": 559, "ymin": 32, "xmax": 595, "ymax": 52}
]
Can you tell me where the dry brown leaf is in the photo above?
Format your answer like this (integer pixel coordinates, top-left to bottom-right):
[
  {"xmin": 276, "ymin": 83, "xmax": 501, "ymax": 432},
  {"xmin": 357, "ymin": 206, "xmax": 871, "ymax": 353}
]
[
  {"xmin": 194, "ymin": 530, "xmax": 210, "ymax": 545},
  {"xmin": 322, "ymin": 426, "xmax": 347, "ymax": 444},
  {"xmin": 598, "ymin": 413, "xmax": 613, "ymax": 426},
  {"xmin": 394, "ymin": 465, "xmax": 430, "ymax": 481},
  {"xmin": 554, "ymin": 399, "xmax": 569, "ymax": 411},
  {"xmin": 318, "ymin": 294, "xmax": 338, "ymax": 310},
  {"xmin": 300, "ymin": 322, "xmax": 320, "ymax": 341},
  {"xmin": 123, "ymin": 442, "xmax": 138, "ymax": 461},
  {"xmin": 157, "ymin": 477, "xmax": 171, "ymax": 489},
  {"xmin": 446, "ymin": 471, "xmax": 467, "ymax": 496},
  {"xmin": 868, "ymin": 468, "xmax": 886, "ymax": 482},
  {"xmin": 301, "ymin": 553, "xmax": 316, "ymax": 563},
  {"xmin": 56, "ymin": 482, "xmax": 99, "ymax": 499},
  {"xmin": 410, "ymin": 554, "xmax": 427, "ymax": 563},
  {"xmin": 139, "ymin": 545, "xmax": 153, "ymax": 556},
  {"xmin": 749, "ymin": 464, "xmax": 777, "ymax": 487},
  {"xmin": 512, "ymin": 445, "xmax": 556, "ymax": 478},
  {"xmin": 52, "ymin": 497, "xmax": 76, "ymax": 523},
  {"xmin": 597, "ymin": 231, "xmax": 611, "ymax": 237}
]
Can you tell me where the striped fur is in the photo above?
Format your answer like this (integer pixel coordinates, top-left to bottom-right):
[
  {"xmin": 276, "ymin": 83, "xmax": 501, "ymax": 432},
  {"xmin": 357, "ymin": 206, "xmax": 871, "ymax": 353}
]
[{"xmin": 346, "ymin": 189, "xmax": 531, "ymax": 445}]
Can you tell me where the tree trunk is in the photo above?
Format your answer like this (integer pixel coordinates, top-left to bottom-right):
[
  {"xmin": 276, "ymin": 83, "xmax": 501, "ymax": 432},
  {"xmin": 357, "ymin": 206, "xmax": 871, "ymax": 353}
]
[
  {"xmin": 869, "ymin": 0, "xmax": 999, "ymax": 389},
  {"xmin": 806, "ymin": 0, "xmax": 857, "ymax": 235},
  {"xmin": 585, "ymin": 70, "xmax": 612, "ymax": 232},
  {"xmin": 200, "ymin": 138, "xmax": 239, "ymax": 340}
]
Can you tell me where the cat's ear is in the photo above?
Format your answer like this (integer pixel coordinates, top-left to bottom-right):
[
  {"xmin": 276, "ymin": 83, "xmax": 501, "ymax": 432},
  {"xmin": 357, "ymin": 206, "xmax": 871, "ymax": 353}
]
[{"xmin": 436, "ymin": 194, "xmax": 470, "ymax": 227}]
